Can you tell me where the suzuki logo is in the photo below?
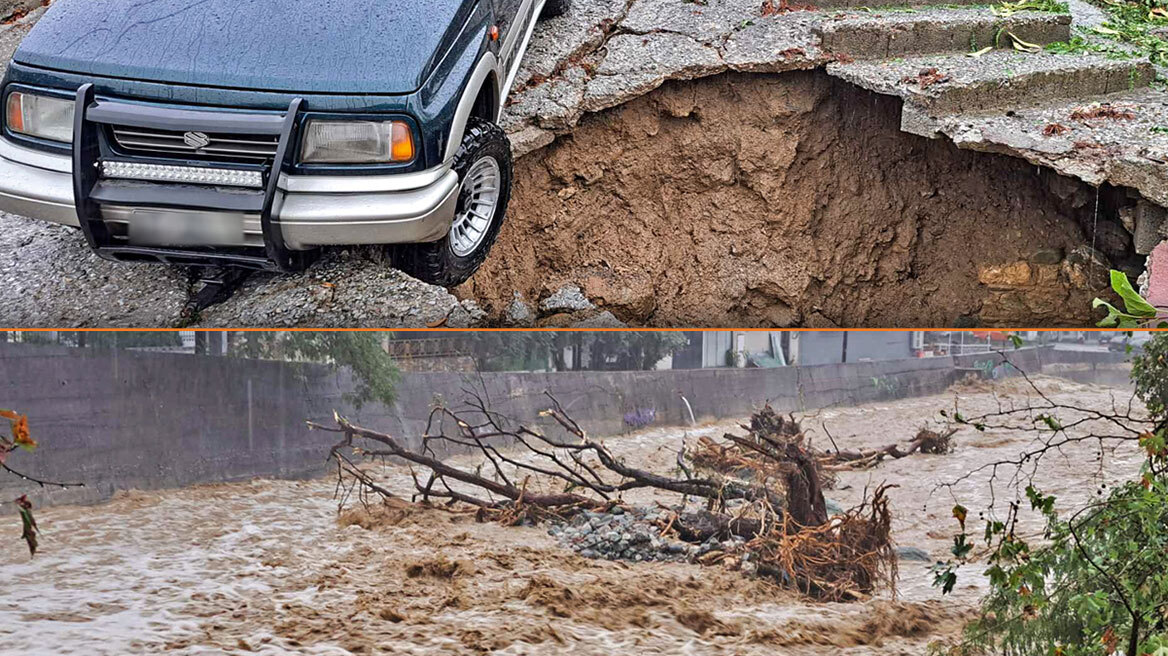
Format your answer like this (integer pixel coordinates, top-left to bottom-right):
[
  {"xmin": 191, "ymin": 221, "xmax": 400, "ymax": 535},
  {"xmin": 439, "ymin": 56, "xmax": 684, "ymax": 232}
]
[{"xmin": 183, "ymin": 131, "xmax": 211, "ymax": 150}]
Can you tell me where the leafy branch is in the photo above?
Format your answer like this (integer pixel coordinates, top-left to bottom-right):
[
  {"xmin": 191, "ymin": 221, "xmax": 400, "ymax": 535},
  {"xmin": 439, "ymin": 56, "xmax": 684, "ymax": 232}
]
[
  {"xmin": 931, "ymin": 336, "xmax": 1168, "ymax": 655},
  {"xmin": 1094, "ymin": 269, "xmax": 1167, "ymax": 328},
  {"xmin": 2, "ymin": 409, "xmax": 84, "ymax": 557}
]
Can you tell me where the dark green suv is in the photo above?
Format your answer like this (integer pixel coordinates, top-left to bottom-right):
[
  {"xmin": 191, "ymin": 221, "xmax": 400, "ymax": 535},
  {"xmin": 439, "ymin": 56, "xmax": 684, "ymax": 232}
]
[{"xmin": 0, "ymin": 0, "xmax": 570, "ymax": 284}]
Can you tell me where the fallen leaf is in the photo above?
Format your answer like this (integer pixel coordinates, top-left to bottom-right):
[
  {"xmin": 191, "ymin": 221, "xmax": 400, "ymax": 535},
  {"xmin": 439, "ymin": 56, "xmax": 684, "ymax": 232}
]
[
  {"xmin": 2, "ymin": 411, "xmax": 35, "ymax": 451},
  {"xmin": 953, "ymin": 504, "xmax": 968, "ymax": 529},
  {"xmin": 1008, "ymin": 32, "xmax": 1042, "ymax": 53}
]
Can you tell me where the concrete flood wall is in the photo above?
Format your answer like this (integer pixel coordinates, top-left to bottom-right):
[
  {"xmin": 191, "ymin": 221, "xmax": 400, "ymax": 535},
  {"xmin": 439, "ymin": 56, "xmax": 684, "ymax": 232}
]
[{"xmin": 0, "ymin": 344, "xmax": 1130, "ymax": 510}]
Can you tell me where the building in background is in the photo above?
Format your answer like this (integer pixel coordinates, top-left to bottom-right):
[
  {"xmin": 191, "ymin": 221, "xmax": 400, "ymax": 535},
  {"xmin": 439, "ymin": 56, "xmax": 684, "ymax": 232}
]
[
  {"xmin": 3, "ymin": 330, "xmax": 1128, "ymax": 372},
  {"xmin": 672, "ymin": 331, "xmax": 920, "ymax": 369}
]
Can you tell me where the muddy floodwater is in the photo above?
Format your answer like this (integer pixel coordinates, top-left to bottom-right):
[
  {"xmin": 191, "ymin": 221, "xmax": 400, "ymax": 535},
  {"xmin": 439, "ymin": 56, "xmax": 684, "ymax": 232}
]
[{"xmin": 0, "ymin": 375, "xmax": 1144, "ymax": 655}]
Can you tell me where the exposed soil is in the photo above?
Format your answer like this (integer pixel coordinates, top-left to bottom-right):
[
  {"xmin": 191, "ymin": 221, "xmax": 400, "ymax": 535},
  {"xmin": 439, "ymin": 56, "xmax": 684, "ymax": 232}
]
[
  {"xmin": 0, "ymin": 372, "xmax": 1143, "ymax": 655},
  {"xmin": 460, "ymin": 71, "xmax": 1110, "ymax": 328}
]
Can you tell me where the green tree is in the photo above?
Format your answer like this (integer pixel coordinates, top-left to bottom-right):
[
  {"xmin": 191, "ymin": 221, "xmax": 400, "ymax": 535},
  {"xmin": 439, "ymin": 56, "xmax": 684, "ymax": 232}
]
[
  {"xmin": 465, "ymin": 332, "xmax": 556, "ymax": 371},
  {"xmin": 229, "ymin": 332, "xmax": 400, "ymax": 409},
  {"xmin": 935, "ymin": 335, "xmax": 1168, "ymax": 656},
  {"xmin": 464, "ymin": 331, "xmax": 690, "ymax": 372},
  {"xmin": 582, "ymin": 331, "xmax": 690, "ymax": 370}
]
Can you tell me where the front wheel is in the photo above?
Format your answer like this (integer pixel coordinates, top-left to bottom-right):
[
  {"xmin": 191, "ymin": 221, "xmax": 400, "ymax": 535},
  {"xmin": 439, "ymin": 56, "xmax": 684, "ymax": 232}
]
[
  {"xmin": 541, "ymin": 0, "xmax": 571, "ymax": 19},
  {"xmin": 391, "ymin": 117, "xmax": 512, "ymax": 287}
]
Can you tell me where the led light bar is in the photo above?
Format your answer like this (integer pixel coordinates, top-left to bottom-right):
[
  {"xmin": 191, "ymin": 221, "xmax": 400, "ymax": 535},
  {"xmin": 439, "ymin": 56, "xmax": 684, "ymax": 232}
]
[{"xmin": 101, "ymin": 161, "xmax": 263, "ymax": 189}]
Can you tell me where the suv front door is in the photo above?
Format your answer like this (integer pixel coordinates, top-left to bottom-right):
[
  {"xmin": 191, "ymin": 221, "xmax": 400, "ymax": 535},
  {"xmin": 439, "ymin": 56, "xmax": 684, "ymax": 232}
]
[{"xmin": 493, "ymin": 0, "xmax": 533, "ymax": 81}]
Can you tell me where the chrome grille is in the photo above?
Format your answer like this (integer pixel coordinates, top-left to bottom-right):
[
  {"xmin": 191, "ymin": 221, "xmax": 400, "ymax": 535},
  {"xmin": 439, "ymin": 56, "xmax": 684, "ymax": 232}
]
[{"xmin": 110, "ymin": 126, "xmax": 279, "ymax": 162}]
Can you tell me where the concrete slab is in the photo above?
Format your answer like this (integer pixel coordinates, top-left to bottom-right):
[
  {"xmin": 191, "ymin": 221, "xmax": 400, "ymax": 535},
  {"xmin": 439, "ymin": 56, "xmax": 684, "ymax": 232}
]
[
  {"xmin": 828, "ymin": 50, "xmax": 1155, "ymax": 114},
  {"xmin": 815, "ymin": 9, "xmax": 1071, "ymax": 59},
  {"xmin": 908, "ymin": 85, "xmax": 1168, "ymax": 207}
]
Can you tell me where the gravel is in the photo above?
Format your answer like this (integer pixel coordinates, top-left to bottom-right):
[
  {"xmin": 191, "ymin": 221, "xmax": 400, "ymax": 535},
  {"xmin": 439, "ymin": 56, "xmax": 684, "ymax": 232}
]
[
  {"xmin": 548, "ymin": 504, "xmax": 750, "ymax": 565},
  {"xmin": 197, "ymin": 249, "xmax": 486, "ymax": 328},
  {"xmin": 0, "ymin": 212, "xmax": 479, "ymax": 328},
  {"xmin": 503, "ymin": 291, "xmax": 536, "ymax": 326},
  {"xmin": 549, "ymin": 503, "xmax": 927, "ymax": 570},
  {"xmin": 540, "ymin": 284, "xmax": 596, "ymax": 313},
  {"xmin": 0, "ymin": 213, "xmax": 191, "ymax": 327}
]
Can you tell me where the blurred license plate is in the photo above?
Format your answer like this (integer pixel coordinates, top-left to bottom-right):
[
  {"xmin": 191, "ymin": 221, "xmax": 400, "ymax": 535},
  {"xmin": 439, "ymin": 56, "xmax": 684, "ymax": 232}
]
[{"xmin": 127, "ymin": 209, "xmax": 245, "ymax": 247}]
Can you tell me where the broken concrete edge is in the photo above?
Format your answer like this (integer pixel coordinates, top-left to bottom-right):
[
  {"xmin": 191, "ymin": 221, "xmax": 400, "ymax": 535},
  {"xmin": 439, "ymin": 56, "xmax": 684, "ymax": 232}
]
[
  {"xmin": 505, "ymin": 4, "xmax": 1144, "ymax": 158},
  {"xmin": 507, "ymin": 8, "xmax": 1166, "ymax": 212},
  {"xmin": 0, "ymin": 0, "xmax": 42, "ymax": 23},
  {"xmin": 502, "ymin": 2, "xmax": 1168, "ymax": 320}
]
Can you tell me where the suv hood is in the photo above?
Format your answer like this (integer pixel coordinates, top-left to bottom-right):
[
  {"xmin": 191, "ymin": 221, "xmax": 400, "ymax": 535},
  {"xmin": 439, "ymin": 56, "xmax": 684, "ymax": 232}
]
[{"xmin": 14, "ymin": 0, "xmax": 471, "ymax": 95}]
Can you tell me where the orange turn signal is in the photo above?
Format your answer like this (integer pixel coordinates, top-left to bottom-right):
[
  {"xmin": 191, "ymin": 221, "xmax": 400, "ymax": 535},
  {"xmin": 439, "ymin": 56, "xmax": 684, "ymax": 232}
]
[
  {"xmin": 391, "ymin": 121, "xmax": 415, "ymax": 163},
  {"xmin": 5, "ymin": 92, "xmax": 25, "ymax": 134}
]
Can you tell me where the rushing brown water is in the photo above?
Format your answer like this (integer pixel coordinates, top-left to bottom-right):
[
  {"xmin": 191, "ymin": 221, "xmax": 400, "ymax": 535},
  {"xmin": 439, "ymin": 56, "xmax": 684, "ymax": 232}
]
[{"xmin": 0, "ymin": 374, "xmax": 1143, "ymax": 655}]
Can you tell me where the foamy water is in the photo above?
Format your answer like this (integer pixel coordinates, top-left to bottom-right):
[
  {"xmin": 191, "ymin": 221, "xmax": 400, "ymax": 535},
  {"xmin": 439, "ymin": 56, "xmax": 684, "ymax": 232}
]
[{"xmin": 0, "ymin": 375, "xmax": 1144, "ymax": 655}]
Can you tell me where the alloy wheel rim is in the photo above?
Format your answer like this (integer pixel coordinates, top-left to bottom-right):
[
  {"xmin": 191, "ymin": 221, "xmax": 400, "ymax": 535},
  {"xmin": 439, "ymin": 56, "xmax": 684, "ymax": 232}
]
[{"xmin": 449, "ymin": 156, "xmax": 501, "ymax": 257}]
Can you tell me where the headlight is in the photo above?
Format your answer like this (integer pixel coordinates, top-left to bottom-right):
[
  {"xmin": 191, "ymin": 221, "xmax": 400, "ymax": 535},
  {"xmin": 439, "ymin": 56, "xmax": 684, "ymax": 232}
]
[
  {"xmin": 5, "ymin": 91, "xmax": 75, "ymax": 143},
  {"xmin": 299, "ymin": 119, "xmax": 415, "ymax": 164}
]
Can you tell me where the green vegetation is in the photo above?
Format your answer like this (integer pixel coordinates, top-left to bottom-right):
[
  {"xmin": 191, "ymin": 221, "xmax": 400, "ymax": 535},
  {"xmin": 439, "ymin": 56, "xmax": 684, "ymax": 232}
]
[
  {"xmin": 2, "ymin": 409, "xmax": 85, "ymax": 557},
  {"xmin": 992, "ymin": 0, "xmax": 1070, "ymax": 15},
  {"xmin": 932, "ymin": 333, "xmax": 1168, "ymax": 656},
  {"xmin": 262, "ymin": 332, "xmax": 400, "ymax": 409},
  {"xmin": 950, "ymin": 479, "xmax": 1168, "ymax": 655},
  {"xmin": 465, "ymin": 332, "xmax": 690, "ymax": 372},
  {"xmin": 1094, "ymin": 269, "xmax": 1166, "ymax": 328},
  {"xmin": 1046, "ymin": 33, "xmax": 1139, "ymax": 59},
  {"xmin": 15, "ymin": 331, "xmax": 183, "ymax": 349},
  {"xmin": 225, "ymin": 332, "xmax": 400, "ymax": 409},
  {"xmin": 1045, "ymin": 0, "xmax": 1168, "ymax": 65}
]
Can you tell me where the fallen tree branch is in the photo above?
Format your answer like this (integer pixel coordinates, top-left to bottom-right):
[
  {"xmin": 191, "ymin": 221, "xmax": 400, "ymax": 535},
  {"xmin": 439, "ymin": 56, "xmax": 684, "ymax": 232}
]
[
  {"xmin": 310, "ymin": 392, "xmax": 789, "ymax": 518},
  {"xmin": 314, "ymin": 395, "xmax": 898, "ymax": 602},
  {"xmin": 823, "ymin": 427, "xmax": 958, "ymax": 471}
]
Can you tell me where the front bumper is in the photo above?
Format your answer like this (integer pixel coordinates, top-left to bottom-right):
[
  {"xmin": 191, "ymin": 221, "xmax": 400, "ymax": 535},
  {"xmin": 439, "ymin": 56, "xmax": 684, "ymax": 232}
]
[{"xmin": 0, "ymin": 136, "xmax": 459, "ymax": 253}]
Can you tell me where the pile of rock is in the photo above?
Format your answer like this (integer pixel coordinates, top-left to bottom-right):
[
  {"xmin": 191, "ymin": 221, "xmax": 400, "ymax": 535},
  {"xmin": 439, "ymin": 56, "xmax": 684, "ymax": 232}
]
[
  {"xmin": 503, "ymin": 284, "xmax": 626, "ymax": 328},
  {"xmin": 547, "ymin": 504, "xmax": 748, "ymax": 564},
  {"xmin": 548, "ymin": 499, "xmax": 925, "ymax": 570}
]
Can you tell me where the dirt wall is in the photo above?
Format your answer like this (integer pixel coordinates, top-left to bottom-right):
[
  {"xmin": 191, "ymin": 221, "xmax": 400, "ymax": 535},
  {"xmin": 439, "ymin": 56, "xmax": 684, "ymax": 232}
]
[{"xmin": 462, "ymin": 71, "xmax": 1109, "ymax": 327}]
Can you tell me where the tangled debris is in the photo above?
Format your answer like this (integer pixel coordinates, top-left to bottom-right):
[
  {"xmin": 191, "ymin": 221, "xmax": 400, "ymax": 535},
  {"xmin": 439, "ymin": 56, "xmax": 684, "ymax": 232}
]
[
  {"xmin": 314, "ymin": 396, "xmax": 917, "ymax": 601},
  {"xmin": 752, "ymin": 485, "xmax": 897, "ymax": 601},
  {"xmin": 825, "ymin": 426, "xmax": 957, "ymax": 470},
  {"xmin": 1069, "ymin": 103, "xmax": 1137, "ymax": 122},
  {"xmin": 693, "ymin": 407, "xmax": 956, "ymax": 476},
  {"xmin": 901, "ymin": 67, "xmax": 951, "ymax": 89}
]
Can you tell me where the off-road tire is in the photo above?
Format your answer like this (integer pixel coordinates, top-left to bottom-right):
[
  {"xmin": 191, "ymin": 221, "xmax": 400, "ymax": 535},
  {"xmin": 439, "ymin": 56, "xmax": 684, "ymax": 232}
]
[
  {"xmin": 391, "ymin": 117, "xmax": 512, "ymax": 287},
  {"xmin": 541, "ymin": 0, "xmax": 571, "ymax": 19}
]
